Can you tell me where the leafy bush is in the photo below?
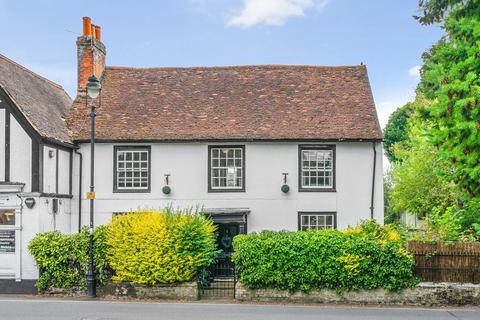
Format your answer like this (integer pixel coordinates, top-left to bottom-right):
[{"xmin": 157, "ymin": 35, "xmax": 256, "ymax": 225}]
[
  {"xmin": 106, "ymin": 208, "xmax": 218, "ymax": 285},
  {"xmin": 232, "ymin": 222, "xmax": 418, "ymax": 292},
  {"xmin": 28, "ymin": 226, "xmax": 110, "ymax": 291}
]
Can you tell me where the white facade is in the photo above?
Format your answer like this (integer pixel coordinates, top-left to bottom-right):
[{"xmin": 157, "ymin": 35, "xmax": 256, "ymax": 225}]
[
  {"xmin": 0, "ymin": 105, "xmax": 72, "ymax": 282},
  {"xmin": 1, "ymin": 101, "xmax": 384, "ymax": 284},
  {"xmin": 72, "ymin": 141, "xmax": 384, "ymax": 232}
]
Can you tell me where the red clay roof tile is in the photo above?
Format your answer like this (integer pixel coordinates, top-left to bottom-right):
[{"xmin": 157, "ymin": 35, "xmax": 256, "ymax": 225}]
[{"xmin": 67, "ymin": 64, "xmax": 382, "ymax": 141}]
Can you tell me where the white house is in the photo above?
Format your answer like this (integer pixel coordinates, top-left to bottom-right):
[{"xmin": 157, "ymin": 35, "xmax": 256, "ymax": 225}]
[{"xmin": 0, "ymin": 17, "xmax": 383, "ymax": 292}]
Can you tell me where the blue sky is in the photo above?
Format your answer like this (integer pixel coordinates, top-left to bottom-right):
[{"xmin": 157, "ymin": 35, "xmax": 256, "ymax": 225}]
[{"xmin": 0, "ymin": 0, "xmax": 442, "ymax": 127}]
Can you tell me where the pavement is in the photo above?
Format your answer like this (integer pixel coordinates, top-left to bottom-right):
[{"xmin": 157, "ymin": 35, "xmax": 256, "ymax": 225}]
[{"xmin": 0, "ymin": 296, "xmax": 479, "ymax": 320}]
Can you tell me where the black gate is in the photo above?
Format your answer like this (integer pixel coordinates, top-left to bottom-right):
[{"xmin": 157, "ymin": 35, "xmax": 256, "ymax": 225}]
[
  {"xmin": 198, "ymin": 223, "xmax": 239, "ymax": 299},
  {"xmin": 198, "ymin": 261, "xmax": 237, "ymax": 299}
]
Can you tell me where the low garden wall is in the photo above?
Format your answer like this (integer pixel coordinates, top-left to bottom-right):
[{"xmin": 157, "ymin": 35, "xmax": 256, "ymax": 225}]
[
  {"xmin": 236, "ymin": 282, "xmax": 480, "ymax": 306},
  {"xmin": 99, "ymin": 281, "xmax": 198, "ymax": 301}
]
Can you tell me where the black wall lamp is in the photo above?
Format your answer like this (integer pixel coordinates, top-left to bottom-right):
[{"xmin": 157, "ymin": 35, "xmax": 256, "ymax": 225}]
[
  {"xmin": 281, "ymin": 173, "xmax": 290, "ymax": 193},
  {"xmin": 162, "ymin": 174, "xmax": 171, "ymax": 195}
]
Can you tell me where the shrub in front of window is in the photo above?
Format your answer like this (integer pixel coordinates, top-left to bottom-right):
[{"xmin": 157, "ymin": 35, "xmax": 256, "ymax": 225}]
[
  {"xmin": 28, "ymin": 226, "xmax": 110, "ymax": 292},
  {"xmin": 232, "ymin": 222, "xmax": 418, "ymax": 292},
  {"xmin": 106, "ymin": 208, "xmax": 219, "ymax": 285}
]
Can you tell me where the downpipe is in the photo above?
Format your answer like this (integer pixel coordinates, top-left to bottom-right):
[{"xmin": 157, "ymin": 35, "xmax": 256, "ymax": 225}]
[
  {"xmin": 74, "ymin": 150, "xmax": 83, "ymax": 232},
  {"xmin": 370, "ymin": 142, "xmax": 377, "ymax": 220}
]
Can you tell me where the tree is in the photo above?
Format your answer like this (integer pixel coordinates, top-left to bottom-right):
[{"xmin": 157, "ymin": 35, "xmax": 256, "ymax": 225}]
[
  {"xmin": 414, "ymin": 0, "xmax": 476, "ymax": 25},
  {"xmin": 418, "ymin": 2, "xmax": 480, "ymax": 197},
  {"xmin": 383, "ymin": 104, "xmax": 412, "ymax": 163},
  {"xmin": 390, "ymin": 116, "xmax": 458, "ymax": 218},
  {"xmin": 384, "ymin": 174, "xmax": 402, "ymax": 224},
  {"xmin": 383, "ymin": 95, "xmax": 430, "ymax": 163}
]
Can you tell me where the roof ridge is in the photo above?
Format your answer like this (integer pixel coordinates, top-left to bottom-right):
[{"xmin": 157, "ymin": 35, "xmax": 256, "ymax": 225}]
[
  {"xmin": 105, "ymin": 64, "xmax": 366, "ymax": 71},
  {"xmin": 0, "ymin": 53, "xmax": 66, "ymax": 90}
]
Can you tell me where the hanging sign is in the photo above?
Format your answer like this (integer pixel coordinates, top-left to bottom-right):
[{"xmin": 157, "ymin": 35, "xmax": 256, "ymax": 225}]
[{"xmin": 25, "ymin": 197, "xmax": 36, "ymax": 209}]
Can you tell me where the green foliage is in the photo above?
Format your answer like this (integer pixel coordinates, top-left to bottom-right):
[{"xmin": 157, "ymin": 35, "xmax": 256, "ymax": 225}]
[
  {"xmin": 106, "ymin": 208, "xmax": 219, "ymax": 285},
  {"xmin": 383, "ymin": 103, "xmax": 412, "ymax": 163},
  {"xmin": 410, "ymin": 206, "xmax": 463, "ymax": 242},
  {"xmin": 232, "ymin": 221, "xmax": 418, "ymax": 292},
  {"xmin": 28, "ymin": 226, "xmax": 110, "ymax": 292},
  {"xmin": 456, "ymin": 197, "xmax": 480, "ymax": 230},
  {"xmin": 384, "ymin": 174, "xmax": 402, "ymax": 224},
  {"xmin": 415, "ymin": 0, "xmax": 477, "ymax": 25},
  {"xmin": 419, "ymin": 2, "xmax": 480, "ymax": 198},
  {"xmin": 390, "ymin": 116, "xmax": 458, "ymax": 218}
]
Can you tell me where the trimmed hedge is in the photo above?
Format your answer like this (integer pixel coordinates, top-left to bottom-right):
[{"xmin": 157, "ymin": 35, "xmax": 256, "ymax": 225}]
[
  {"xmin": 106, "ymin": 209, "xmax": 218, "ymax": 285},
  {"xmin": 232, "ymin": 223, "xmax": 418, "ymax": 292},
  {"xmin": 28, "ymin": 226, "xmax": 110, "ymax": 291}
]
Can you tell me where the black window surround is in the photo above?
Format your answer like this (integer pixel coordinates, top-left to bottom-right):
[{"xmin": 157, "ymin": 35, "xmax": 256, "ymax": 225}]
[
  {"xmin": 298, "ymin": 144, "xmax": 336, "ymax": 192},
  {"xmin": 297, "ymin": 211, "xmax": 337, "ymax": 230},
  {"xmin": 113, "ymin": 146, "xmax": 151, "ymax": 193},
  {"xmin": 208, "ymin": 145, "xmax": 246, "ymax": 193}
]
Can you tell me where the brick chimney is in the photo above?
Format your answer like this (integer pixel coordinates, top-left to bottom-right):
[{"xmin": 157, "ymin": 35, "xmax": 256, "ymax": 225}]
[{"xmin": 77, "ymin": 17, "xmax": 106, "ymax": 92}]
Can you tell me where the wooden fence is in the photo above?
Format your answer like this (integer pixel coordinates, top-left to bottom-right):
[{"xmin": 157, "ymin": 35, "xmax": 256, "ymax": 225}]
[{"xmin": 407, "ymin": 241, "xmax": 480, "ymax": 283}]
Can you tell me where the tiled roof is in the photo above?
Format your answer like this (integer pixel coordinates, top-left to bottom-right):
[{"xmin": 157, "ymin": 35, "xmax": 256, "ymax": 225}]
[
  {"xmin": 67, "ymin": 65, "xmax": 382, "ymax": 141},
  {"xmin": 0, "ymin": 54, "xmax": 72, "ymax": 143}
]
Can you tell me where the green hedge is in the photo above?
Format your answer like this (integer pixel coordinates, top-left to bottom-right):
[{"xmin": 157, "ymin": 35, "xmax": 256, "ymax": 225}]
[
  {"xmin": 28, "ymin": 226, "xmax": 110, "ymax": 291},
  {"xmin": 106, "ymin": 209, "xmax": 219, "ymax": 285},
  {"xmin": 232, "ymin": 223, "xmax": 418, "ymax": 292}
]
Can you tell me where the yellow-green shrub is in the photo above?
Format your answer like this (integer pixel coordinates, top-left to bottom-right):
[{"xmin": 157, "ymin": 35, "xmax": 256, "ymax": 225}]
[{"xmin": 106, "ymin": 208, "xmax": 218, "ymax": 285}]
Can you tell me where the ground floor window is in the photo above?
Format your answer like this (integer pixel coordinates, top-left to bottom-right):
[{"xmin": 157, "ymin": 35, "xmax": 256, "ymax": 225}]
[
  {"xmin": 0, "ymin": 210, "xmax": 16, "ymax": 253},
  {"xmin": 298, "ymin": 212, "xmax": 336, "ymax": 231}
]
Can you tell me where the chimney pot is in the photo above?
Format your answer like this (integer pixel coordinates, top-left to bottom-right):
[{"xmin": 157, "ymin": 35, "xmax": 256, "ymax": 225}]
[
  {"xmin": 96, "ymin": 26, "xmax": 101, "ymax": 41},
  {"xmin": 93, "ymin": 25, "xmax": 101, "ymax": 41},
  {"xmin": 82, "ymin": 17, "xmax": 92, "ymax": 36}
]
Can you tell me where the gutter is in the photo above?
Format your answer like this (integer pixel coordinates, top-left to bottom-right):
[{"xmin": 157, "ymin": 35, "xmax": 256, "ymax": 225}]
[
  {"xmin": 370, "ymin": 142, "xmax": 377, "ymax": 220},
  {"xmin": 74, "ymin": 149, "xmax": 83, "ymax": 232}
]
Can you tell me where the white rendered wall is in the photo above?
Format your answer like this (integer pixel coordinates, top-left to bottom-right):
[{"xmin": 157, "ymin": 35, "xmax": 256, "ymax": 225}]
[
  {"xmin": 9, "ymin": 116, "xmax": 32, "ymax": 191},
  {"xmin": 73, "ymin": 142, "xmax": 384, "ymax": 231},
  {"xmin": 43, "ymin": 146, "xmax": 56, "ymax": 193},
  {"xmin": 58, "ymin": 149, "xmax": 70, "ymax": 194},
  {"xmin": 0, "ymin": 109, "xmax": 4, "ymax": 181}
]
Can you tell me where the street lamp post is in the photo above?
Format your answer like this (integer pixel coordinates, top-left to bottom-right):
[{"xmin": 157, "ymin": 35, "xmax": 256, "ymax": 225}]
[{"xmin": 86, "ymin": 75, "xmax": 101, "ymax": 298}]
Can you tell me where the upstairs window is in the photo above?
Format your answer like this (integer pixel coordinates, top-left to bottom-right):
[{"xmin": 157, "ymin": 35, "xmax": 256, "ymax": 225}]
[
  {"xmin": 298, "ymin": 212, "xmax": 336, "ymax": 231},
  {"xmin": 208, "ymin": 146, "xmax": 245, "ymax": 192},
  {"xmin": 114, "ymin": 146, "xmax": 150, "ymax": 192},
  {"xmin": 299, "ymin": 145, "xmax": 335, "ymax": 191}
]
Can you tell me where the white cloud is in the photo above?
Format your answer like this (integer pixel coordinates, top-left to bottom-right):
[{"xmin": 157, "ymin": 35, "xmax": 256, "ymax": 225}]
[
  {"xmin": 408, "ymin": 65, "xmax": 421, "ymax": 78},
  {"xmin": 228, "ymin": 0, "xmax": 328, "ymax": 28}
]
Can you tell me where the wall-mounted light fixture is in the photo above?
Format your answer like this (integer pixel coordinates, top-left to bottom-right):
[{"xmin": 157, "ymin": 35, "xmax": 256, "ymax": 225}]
[
  {"xmin": 162, "ymin": 174, "xmax": 171, "ymax": 195},
  {"xmin": 281, "ymin": 173, "xmax": 290, "ymax": 193},
  {"xmin": 48, "ymin": 150, "xmax": 55, "ymax": 158}
]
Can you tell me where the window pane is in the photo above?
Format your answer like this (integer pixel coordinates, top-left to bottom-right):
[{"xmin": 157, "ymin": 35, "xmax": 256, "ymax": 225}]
[
  {"xmin": 300, "ymin": 214, "xmax": 335, "ymax": 231},
  {"xmin": 0, "ymin": 211, "xmax": 15, "ymax": 225},
  {"xmin": 210, "ymin": 147, "xmax": 243, "ymax": 189},
  {"xmin": 117, "ymin": 149, "xmax": 149, "ymax": 190},
  {"xmin": 326, "ymin": 215, "xmax": 333, "ymax": 227},
  {"xmin": 301, "ymin": 148, "xmax": 333, "ymax": 188}
]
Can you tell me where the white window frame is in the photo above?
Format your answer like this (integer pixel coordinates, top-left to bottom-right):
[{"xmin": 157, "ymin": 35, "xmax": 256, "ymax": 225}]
[
  {"xmin": 114, "ymin": 146, "xmax": 150, "ymax": 192},
  {"xmin": 209, "ymin": 146, "xmax": 245, "ymax": 192},
  {"xmin": 298, "ymin": 212, "xmax": 336, "ymax": 231},
  {"xmin": 299, "ymin": 145, "xmax": 335, "ymax": 191}
]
